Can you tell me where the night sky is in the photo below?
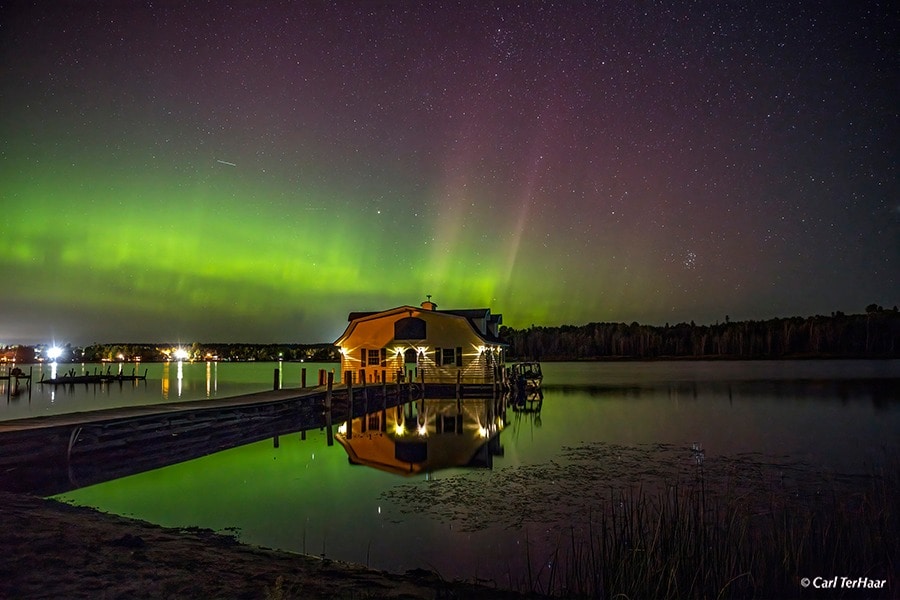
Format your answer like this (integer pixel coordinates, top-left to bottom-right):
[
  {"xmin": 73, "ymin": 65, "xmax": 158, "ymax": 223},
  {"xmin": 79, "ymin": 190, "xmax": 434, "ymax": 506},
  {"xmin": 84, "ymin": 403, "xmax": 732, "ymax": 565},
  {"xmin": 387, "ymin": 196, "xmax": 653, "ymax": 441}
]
[{"xmin": 2, "ymin": 1, "xmax": 897, "ymax": 345}]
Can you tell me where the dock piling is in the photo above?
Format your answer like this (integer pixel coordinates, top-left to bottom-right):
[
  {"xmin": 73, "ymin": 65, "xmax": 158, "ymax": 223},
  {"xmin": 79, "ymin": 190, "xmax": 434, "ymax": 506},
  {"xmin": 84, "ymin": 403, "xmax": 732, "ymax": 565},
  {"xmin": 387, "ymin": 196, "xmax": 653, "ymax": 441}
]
[{"xmin": 325, "ymin": 371, "xmax": 334, "ymax": 447}]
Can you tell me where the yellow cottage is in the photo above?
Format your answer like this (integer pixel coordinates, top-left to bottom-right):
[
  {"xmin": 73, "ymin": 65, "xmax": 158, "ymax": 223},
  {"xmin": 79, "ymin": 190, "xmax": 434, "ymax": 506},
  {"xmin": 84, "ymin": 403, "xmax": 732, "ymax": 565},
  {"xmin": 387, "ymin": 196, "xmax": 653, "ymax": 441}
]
[{"xmin": 334, "ymin": 298, "xmax": 506, "ymax": 384}]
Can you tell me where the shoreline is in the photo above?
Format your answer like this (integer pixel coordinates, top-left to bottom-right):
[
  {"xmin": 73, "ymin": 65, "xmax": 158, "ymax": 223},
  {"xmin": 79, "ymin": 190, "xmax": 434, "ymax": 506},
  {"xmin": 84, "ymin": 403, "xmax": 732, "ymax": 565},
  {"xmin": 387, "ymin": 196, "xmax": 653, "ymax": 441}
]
[{"xmin": 0, "ymin": 492, "xmax": 530, "ymax": 599}]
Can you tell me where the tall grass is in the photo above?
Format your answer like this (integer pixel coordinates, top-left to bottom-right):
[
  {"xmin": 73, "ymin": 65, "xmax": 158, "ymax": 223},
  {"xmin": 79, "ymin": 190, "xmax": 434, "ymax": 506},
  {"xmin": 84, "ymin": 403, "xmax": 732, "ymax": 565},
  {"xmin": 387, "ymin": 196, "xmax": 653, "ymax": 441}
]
[{"xmin": 528, "ymin": 466, "xmax": 898, "ymax": 599}]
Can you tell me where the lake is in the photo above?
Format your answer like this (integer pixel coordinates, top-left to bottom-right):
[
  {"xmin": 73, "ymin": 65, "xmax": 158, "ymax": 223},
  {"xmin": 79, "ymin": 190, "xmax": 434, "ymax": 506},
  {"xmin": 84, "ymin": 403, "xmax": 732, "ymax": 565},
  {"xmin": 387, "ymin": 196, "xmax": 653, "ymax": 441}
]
[
  {"xmin": 6, "ymin": 360, "xmax": 899, "ymax": 592},
  {"xmin": 0, "ymin": 361, "xmax": 340, "ymax": 422}
]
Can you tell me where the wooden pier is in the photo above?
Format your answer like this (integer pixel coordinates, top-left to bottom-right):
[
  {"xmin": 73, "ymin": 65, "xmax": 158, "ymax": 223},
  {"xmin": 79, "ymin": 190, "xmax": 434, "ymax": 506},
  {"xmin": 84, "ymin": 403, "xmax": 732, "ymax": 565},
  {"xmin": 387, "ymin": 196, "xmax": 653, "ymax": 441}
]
[
  {"xmin": 1, "ymin": 366, "xmax": 33, "ymax": 400},
  {"xmin": 0, "ymin": 375, "xmax": 505, "ymax": 496}
]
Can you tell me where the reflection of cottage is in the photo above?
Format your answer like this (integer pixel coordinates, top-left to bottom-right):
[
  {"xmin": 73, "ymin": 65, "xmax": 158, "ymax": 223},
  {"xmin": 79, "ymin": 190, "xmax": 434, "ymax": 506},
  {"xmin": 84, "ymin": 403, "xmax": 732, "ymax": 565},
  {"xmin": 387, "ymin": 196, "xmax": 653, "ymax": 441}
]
[
  {"xmin": 334, "ymin": 299, "xmax": 506, "ymax": 384},
  {"xmin": 336, "ymin": 398, "xmax": 504, "ymax": 476}
]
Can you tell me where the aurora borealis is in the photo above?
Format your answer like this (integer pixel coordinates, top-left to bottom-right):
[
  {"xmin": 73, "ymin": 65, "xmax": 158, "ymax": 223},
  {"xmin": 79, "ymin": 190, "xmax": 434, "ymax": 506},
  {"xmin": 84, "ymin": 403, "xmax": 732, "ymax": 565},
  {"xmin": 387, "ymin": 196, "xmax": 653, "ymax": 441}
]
[{"xmin": 1, "ymin": 2, "xmax": 897, "ymax": 345}]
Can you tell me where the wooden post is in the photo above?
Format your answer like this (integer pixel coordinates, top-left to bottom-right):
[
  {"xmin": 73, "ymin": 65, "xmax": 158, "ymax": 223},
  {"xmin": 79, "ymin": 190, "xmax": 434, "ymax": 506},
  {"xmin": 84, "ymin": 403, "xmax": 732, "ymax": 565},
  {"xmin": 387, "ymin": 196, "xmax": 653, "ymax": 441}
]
[
  {"xmin": 273, "ymin": 435, "xmax": 280, "ymax": 448},
  {"xmin": 362, "ymin": 377, "xmax": 369, "ymax": 415},
  {"xmin": 325, "ymin": 371, "xmax": 334, "ymax": 446},
  {"xmin": 456, "ymin": 369, "xmax": 461, "ymax": 399},
  {"xmin": 273, "ymin": 368, "xmax": 280, "ymax": 391},
  {"xmin": 346, "ymin": 371, "xmax": 354, "ymax": 439},
  {"xmin": 301, "ymin": 368, "xmax": 307, "ymax": 388}
]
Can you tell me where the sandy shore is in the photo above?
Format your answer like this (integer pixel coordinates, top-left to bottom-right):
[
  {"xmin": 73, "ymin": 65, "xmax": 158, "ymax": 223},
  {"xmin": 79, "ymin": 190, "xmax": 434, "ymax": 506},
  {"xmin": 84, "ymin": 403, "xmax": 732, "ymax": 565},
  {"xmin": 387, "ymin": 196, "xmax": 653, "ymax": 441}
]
[{"xmin": 0, "ymin": 492, "xmax": 531, "ymax": 599}]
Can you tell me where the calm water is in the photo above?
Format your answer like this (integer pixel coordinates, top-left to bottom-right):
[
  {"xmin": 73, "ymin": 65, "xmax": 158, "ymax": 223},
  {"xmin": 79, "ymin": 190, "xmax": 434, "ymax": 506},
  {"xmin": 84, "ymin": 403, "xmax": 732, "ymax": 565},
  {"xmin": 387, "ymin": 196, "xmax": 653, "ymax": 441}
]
[
  {"xmin": 34, "ymin": 361, "xmax": 900, "ymax": 589},
  {"xmin": 0, "ymin": 361, "xmax": 339, "ymax": 422}
]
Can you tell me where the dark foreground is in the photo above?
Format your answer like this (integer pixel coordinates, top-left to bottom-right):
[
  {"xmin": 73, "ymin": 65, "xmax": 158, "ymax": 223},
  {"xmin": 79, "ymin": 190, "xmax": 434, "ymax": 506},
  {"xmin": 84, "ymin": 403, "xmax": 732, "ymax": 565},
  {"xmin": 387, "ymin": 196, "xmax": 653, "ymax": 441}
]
[{"xmin": 0, "ymin": 492, "xmax": 530, "ymax": 600}]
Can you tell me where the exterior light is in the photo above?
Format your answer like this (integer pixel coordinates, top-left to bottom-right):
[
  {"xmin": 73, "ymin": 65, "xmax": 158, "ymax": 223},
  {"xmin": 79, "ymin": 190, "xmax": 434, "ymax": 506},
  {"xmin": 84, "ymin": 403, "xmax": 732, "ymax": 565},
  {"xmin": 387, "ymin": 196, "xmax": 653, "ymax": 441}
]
[
  {"xmin": 174, "ymin": 348, "xmax": 189, "ymax": 361},
  {"xmin": 47, "ymin": 346, "xmax": 63, "ymax": 361},
  {"xmin": 417, "ymin": 424, "xmax": 427, "ymax": 437},
  {"xmin": 394, "ymin": 423, "xmax": 406, "ymax": 436}
]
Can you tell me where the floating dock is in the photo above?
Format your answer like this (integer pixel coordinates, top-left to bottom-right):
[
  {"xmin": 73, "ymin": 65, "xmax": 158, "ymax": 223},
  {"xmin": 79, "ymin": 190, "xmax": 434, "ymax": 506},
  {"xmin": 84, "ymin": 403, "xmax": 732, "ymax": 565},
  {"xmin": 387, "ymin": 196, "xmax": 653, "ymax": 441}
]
[{"xmin": 39, "ymin": 368, "xmax": 148, "ymax": 385}]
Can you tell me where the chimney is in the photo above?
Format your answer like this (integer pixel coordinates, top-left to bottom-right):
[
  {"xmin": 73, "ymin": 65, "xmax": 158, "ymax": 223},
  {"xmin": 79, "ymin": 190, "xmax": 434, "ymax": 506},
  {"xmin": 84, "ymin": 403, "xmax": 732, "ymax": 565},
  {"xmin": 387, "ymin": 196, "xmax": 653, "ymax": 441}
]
[{"xmin": 420, "ymin": 294, "xmax": 437, "ymax": 311}]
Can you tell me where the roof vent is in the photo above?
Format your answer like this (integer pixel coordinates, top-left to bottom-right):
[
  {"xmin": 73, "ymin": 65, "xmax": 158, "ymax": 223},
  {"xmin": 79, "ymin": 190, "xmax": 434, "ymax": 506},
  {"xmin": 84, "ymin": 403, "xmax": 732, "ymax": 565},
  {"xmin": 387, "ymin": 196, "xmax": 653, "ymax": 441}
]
[{"xmin": 421, "ymin": 294, "xmax": 437, "ymax": 311}]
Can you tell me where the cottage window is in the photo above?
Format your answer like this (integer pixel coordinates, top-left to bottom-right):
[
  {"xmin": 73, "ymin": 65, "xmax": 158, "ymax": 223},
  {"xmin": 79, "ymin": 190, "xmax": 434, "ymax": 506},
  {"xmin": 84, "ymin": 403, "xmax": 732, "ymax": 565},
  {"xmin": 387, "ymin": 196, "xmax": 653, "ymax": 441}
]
[
  {"xmin": 367, "ymin": 349, "xmax": 381, "ymax": 366},
  {"xmin": 394, "ymin": 317, "xmax": 426, "ymax": 340},
  {"xmin": 441, "ymin": 348, "xmax": 456, "ymax": 365}
]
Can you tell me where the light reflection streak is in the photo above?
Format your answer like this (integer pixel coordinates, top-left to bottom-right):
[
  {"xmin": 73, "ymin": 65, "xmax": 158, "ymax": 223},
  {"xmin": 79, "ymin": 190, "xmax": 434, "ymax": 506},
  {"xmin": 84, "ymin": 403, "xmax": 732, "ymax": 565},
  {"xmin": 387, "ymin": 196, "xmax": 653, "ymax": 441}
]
[{"xmin": 161, "ymin": 362, "xmax": 170, "ymax": 399}]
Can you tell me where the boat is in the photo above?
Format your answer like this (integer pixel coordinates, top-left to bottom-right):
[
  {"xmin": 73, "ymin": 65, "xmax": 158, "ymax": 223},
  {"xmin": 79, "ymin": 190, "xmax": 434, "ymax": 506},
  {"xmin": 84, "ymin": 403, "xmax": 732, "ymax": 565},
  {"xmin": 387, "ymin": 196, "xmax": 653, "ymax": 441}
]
[{"xmin": 509, "ymin": 362, "xmax": 542, "ymax": 392}]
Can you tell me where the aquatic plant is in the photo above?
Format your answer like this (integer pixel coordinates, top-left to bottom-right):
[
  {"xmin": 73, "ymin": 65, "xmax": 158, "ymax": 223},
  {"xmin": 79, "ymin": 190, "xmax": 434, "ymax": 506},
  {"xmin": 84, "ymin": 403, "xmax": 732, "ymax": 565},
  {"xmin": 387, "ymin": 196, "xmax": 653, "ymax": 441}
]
[{"xmin": 382, "ymin": 443, "xmax": 899, "ymax": 598}]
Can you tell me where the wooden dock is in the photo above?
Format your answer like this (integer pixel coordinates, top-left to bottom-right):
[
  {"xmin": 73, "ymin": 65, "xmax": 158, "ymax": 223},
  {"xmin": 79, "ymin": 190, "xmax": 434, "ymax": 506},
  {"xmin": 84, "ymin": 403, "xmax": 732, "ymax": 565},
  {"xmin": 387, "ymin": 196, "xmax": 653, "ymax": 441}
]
[{"xmin": 0, "ymin": 378, "xmax": 502, "ymax": 496}]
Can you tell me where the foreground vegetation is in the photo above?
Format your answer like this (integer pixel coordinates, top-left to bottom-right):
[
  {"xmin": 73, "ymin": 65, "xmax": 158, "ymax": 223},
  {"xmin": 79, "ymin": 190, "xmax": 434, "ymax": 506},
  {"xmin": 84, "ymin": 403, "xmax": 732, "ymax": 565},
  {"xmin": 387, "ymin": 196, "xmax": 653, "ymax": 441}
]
[
  {"xmin": 503, "ymin": 305, "xmax": 900, "ymax": 360},
  {"xmin": 531, "ymin": 466, "xmax": 898, "ymax": 598}
]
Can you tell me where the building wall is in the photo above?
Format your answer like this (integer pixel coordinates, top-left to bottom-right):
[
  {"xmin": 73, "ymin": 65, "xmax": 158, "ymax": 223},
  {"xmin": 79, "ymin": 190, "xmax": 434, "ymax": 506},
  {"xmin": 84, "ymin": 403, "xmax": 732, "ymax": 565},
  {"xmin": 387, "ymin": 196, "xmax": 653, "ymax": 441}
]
[{"xmin": 336, "ymin": 308, "xmax": 504, "ymax": 384}]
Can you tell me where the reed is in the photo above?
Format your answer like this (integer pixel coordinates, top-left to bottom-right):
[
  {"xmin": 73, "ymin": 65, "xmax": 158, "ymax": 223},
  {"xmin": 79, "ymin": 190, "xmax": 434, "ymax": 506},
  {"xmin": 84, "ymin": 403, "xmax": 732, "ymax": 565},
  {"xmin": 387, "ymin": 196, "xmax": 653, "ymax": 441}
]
[{"xmin": 528, "ymin": 465, "xmax": 899, "ymax": 599}]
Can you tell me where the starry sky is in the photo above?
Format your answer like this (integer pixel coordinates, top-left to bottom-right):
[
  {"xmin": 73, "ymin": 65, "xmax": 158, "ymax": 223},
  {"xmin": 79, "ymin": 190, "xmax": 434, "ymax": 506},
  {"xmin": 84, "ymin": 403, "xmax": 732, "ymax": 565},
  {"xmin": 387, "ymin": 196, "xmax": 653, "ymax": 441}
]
[{"xmin": 1, "ymin": 1, "xmax": 897, "ymax": 345}]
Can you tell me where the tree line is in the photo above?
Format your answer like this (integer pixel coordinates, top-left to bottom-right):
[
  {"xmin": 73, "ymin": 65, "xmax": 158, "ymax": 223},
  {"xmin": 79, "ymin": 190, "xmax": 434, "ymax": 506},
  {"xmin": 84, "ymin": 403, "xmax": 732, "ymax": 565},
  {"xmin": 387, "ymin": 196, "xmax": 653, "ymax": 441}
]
[
  {"xmin": 500, "ymin": 305, "xmax": 900, "ymax": 361},
  {"xmin": 0, "ymin": 342, "xmax": 341, "ymax": 363}
]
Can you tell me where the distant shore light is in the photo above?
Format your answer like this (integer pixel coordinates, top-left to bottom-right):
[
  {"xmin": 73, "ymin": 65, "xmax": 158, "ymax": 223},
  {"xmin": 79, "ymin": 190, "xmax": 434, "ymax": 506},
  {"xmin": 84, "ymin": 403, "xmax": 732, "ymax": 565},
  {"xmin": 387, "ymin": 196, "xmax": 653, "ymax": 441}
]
[{"xmin": 47, "ymin": 346, "xmax": 63, "ymax": 360}]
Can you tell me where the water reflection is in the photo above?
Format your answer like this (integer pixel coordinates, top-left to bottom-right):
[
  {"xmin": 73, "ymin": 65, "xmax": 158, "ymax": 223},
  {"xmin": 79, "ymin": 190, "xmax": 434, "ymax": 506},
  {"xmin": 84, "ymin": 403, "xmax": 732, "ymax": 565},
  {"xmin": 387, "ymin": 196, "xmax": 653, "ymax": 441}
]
[
  {"xmin": 161, "ymin": 362, "xmax": 170, "ymax": 399},
  {"xmin": 542, "ymin": 377, "xmax": 900, "ymax": 407},
  {"xmin": 205, "ymin": 360, "xmax": 218, "ymax": 396},
  {"xmin": 336, "ymin": 398, "xmax": 505, "ymax": 476}
]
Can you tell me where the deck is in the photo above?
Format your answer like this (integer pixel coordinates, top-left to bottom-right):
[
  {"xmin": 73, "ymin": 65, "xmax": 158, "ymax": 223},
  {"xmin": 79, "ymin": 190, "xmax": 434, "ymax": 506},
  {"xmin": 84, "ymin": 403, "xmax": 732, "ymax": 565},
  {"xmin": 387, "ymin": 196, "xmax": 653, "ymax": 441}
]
[{"xmin": 0, "ymin": 380, "xmax": 503, "ymax": 495}]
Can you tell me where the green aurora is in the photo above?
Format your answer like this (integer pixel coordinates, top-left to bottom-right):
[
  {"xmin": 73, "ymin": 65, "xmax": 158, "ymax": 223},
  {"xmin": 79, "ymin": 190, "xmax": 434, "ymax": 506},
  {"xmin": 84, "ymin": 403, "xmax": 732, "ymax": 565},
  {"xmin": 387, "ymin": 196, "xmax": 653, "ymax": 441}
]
[{"xmin": 2, "ymin": 2, "xmax": 896, "ymax": 344}]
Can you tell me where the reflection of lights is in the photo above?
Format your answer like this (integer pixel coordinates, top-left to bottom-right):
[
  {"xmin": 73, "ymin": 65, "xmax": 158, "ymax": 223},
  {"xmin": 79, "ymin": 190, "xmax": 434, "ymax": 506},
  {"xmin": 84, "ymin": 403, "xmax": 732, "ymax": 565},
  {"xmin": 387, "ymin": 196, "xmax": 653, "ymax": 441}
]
[
  {"xmin": 47, "ymin": 346, "xmax": 63, "ymax": 361},
  {"xmin": 337, "ymin": 422, "xmax": 347, "ymax": 435},
  {"xmin": 394, "ymin": 423, "xmax": 406, "ymax": 436},
  {"xmin": 417, "ymin": 424, "xmax": 427, "ymax": 437},
  {"xmin": 417, "ymin": 346, "xmax": 427, "ymax": 355},
  {"xmin": 478, "ymin": 425, "xmax": 489, "ymax": 438},
  {"xmin": 477, "ymin": 345, "xmax": 485, "ymax": 354}
]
